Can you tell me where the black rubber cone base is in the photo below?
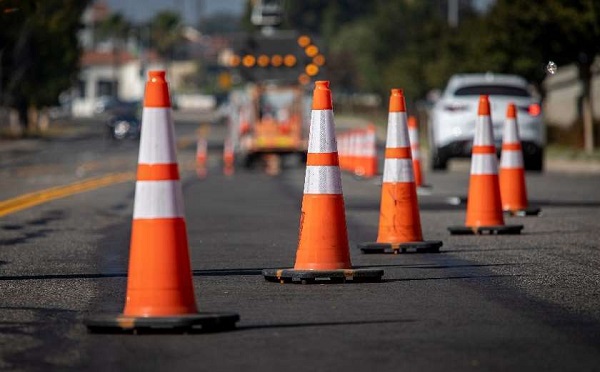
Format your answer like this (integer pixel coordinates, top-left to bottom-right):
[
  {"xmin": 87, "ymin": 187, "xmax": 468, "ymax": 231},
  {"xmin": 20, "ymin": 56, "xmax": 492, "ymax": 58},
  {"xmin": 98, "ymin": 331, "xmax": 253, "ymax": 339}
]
[
  {"xmin": 85, "ymin": 312, "xmax": 239, "ymax": 334},
  {"xmin": 447, "ymin": 224, "xmax": 523, "ymax": 235},
  {"xmin": 262, "ymin": 268, "xmax": 383, "ymax": 284},
  {"xmin": 505, "ymin": 207, "xmax": 541, "ymax": 217},
  {"xmin": 359, "ymin": 240, "xmax": 443, "ymax": 254}
]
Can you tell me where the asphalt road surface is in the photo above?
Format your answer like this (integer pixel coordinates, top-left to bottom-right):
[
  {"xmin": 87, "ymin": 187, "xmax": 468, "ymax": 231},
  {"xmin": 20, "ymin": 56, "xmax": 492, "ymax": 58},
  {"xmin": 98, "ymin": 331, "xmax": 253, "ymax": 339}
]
[{"xmin": 1, "ymin": 113, "xmax": 599, "ymax": 371}]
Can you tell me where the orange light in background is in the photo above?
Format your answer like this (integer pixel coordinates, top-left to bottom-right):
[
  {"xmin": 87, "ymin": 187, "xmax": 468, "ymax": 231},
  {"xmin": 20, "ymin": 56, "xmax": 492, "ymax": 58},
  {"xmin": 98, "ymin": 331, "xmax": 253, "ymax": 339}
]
[
  {"xmin": 528, "ymin": 103, "xmax": 541, "ymax": 116},
  {"xmin": 242, "ymin": 55, "xmax": 256, "ymax": 67},
  {"xmin": 230, "ymin": 55, "xmax": 241, "ymax": 67},
  {"xmin": 271, "ymin": 54, "xmax": 283, "ymax": 67},
  {"xmin": 313, "ymin": 54, "xmax": 325, "ymax": 66},
  {"xmin": 305, "ymin": 64, "xmax": 319, "ymax": 76},
  {"xmin": 305, "ymin": 45, "xmax": 319, "ymax": 58},
  {"xmin": 257, "ymin": 54, "xmax": 270, "ymax": 67},
  {"xmin": 297, "ymin": 35, "xmax": 311, "ymax": 48},
  {"xmin": 283, "ymin": 54, "xmax": 297, "ymax": 67},
  {"xmin": 298, "ymin": 74, "xmax": 311, "ymax": 85}
]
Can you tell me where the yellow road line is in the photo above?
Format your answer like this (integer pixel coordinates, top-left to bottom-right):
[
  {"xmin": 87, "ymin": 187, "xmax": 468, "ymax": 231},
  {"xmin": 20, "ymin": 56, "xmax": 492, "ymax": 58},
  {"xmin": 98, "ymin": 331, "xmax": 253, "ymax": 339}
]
[{"xmin": 0, "ymin": 172, "xmax": 135, "ymax": 218}]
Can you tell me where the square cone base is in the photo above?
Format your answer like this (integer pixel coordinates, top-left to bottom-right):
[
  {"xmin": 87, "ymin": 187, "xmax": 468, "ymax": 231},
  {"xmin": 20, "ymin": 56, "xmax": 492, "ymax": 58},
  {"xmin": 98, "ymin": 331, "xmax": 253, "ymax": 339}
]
[
  {"xmin": 359, "ymin": 240, "xmax": 443, "ymax": 254},
  {"xmin": 505, "ymin": 207, "xmax": 541, "ymax": 217},
  {"xmin": 447, "ymin": 224, "xmax": 523, "ymax": 235},
  {"xmin": 85, "ymin": 312, "xmax": 239, "ymax": 334},
  {"xmin": 262, "ymin": 268, "xmax": 383, "ymax": 284}
]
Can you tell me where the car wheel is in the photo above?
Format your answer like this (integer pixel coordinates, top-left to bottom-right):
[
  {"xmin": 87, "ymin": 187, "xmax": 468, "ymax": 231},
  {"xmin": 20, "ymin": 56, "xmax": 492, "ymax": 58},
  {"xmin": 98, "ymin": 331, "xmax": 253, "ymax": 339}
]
[
  {"xmin": 524, "ymin": 149, "xmax": 544, "ymax": 172},
  {"xmin": 431, "ymin": 149, "xmax": 448, "ymax": 171}
]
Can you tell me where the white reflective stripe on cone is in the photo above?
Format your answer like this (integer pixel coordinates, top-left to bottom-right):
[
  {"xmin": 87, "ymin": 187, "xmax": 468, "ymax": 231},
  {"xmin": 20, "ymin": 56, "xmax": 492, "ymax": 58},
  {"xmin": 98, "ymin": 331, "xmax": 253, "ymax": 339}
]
[
  {"xmin": 133, "ymin": 180, "xmax": 185, "ymax": 219},
  {"xmin": 383, "ymin": 159, "xmax": 415, "ymax": 183},
  {"xmin": 503, "ymin": 118, "xmax": 520, "ymax": 143},
  {"xmin": 308, "ymin": 110, "xmax": 337, "ymax": 153},
  {"xmin": 139, "ymin": 108, "xmax": 177, "ymax": 164},
  {"xmin": 408, "ymin": 128, "xmax": 419, "ymax": 146},
  {"xmin": 366, "ymin": 132, "xmax": 377, "ymax": 156},
  {"xmin": 471, "ymin": 154, "xmax": 499, "ymax": 175},
  {"xmin": 411, "ymin": 148, "xmax": 421, "ymax": 159},
  {"xmin": 473, "ymin": 115, "xmax": 495, "ymax": 146},
  {"xmin": 500, "ymin": 150, "xmax": 524, "ymax": 168},
  {"xmin": 386, "ymin": 113, "xmax": 411, "ymax": 148},
  {"xmin": 304, "ymin": 166, "xmax": 343, "ymax": 194}
]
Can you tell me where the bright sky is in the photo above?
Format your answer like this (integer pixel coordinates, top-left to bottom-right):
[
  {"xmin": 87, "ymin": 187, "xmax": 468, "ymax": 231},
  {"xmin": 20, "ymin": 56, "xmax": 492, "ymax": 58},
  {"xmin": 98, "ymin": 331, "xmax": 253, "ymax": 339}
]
[{"xmin": 104, "ymin": 0, "xmax": 245, "ymax": 25}]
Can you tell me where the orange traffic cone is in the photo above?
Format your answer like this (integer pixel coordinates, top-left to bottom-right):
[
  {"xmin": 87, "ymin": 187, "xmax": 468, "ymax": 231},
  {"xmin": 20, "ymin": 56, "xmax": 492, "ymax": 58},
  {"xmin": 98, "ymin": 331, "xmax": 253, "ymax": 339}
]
[
  {"xmin": 85, "ymin": 71, "xmax": 239, "ymax": 333},
  {"xmin": 196, "ymin": 136, "xmax": 208, "ymax": 179},
  {"xmin": 448, "ymin": 95, "xmax": 523, "ymax": 235},
  {"xmin": 362, "ymin": 124, "xmax": 378, "ymax": 177},
  {"xmin": 407, "ymin": 116, "xmax": 430, "ymax": 190},
  {"xmin": 263, "ymin": 81, "xmax": 383, "ymax": 284},
  {"xmin": 223, "ymin": 137, "xmax": 234, "ymax": 176},
  {"xmin": 499, "ymin": 104, "xmax": 541, "ymax": 216},
  {"xmin": 359, "ymin": 89, "xmax": 442, "ymax": 254}
]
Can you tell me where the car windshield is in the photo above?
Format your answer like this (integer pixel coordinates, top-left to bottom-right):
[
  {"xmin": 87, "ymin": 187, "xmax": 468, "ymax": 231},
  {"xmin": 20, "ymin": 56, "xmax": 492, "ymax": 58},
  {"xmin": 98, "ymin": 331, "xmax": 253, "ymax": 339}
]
[{"xmin": 454, "ymin": 85, "xmax": 530, "ymax": 97}]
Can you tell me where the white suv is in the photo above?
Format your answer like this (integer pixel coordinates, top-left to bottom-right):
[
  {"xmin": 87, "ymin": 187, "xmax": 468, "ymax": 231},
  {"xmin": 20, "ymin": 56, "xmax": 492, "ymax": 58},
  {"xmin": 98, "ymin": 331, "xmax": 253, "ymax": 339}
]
[{"xmin": 428, "ymin": 73, "xmax": 545, "ymax": 171}]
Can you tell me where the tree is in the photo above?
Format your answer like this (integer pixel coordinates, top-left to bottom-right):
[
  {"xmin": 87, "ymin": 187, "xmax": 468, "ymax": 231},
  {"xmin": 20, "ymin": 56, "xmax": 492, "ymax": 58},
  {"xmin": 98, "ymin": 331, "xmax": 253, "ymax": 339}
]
[
  {"xmin": 0, "ymin": 0, "xmax": 90, "ymax": 133},
  {"xmin": 150, "ymin": 11, "xmax": 183, "ymax": 62}
]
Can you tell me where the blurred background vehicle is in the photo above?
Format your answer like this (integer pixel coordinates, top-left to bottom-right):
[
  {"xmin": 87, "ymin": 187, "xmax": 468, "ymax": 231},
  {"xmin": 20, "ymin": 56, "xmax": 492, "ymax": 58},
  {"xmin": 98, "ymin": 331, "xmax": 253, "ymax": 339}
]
[
  {"xmin": 428, "ymin": 73, "xmax": 545, "ymax": 171},
  {"xmin": 104, "ymin": 100, "xmax": 142, "ymax": 140}
]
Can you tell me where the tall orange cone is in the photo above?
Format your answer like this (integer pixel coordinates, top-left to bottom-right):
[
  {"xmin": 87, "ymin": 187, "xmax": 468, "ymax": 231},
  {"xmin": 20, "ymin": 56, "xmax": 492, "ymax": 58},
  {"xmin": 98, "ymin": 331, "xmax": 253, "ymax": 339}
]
[
  {"xmin": 359, "ymin": 89, "xmax": 442, "ymax": 254},
  {"xmin": 263, "ymin": 81, "xmax": 383, "ymax": 284},
  {"xmin": 85, "ymin": 71, "xmax": 239, "ymax": 333},
  {"xmin": 448, "ymin": 95, "xmax": 523, "ymax": 235},
  {"xmin": 407, "ymin": 116, "xmax": 430, "ymax": 190},
  {"xmin": 362, "ymin": 124, "xmax": 378, "ymax": 177},
  {"xmin": 499, "ymin": 103, "xmax": 541, "ymax": 216},
  {"xmin": 196, "ymin": 135, "xmax": 208, "ymax": 179},
  {"xmin": 223, "ymin": 137, "xmax": 234, "ymax": 176}
]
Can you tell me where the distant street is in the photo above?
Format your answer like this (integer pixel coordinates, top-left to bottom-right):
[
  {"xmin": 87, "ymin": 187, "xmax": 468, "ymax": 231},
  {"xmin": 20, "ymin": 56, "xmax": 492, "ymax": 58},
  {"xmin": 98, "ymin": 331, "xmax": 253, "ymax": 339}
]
[{"xmin": 0, "ymin": 113, "xmax": 599, "ymax": 371}]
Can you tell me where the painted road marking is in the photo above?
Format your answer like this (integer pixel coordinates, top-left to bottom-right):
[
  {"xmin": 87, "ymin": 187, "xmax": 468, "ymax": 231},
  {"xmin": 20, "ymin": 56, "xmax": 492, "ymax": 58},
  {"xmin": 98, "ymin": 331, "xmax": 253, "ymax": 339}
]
[{"xmin": 0, "ymin": 172, "xmax": 135, "ymax": 218}]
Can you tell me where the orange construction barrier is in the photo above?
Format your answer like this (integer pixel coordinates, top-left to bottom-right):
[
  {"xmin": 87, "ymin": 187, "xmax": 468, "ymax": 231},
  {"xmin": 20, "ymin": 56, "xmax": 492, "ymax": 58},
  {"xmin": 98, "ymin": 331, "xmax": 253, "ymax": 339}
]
[
  {"xmin": 407, "ymin": 116, "xmax": 429, "ymax": 189},
  {"xmin": 448, "ymin": 95, "xmax": 523, "ymax": 235},
  {"xmin": 499, "ymin": 103, "xmax": 541, "ymax": 216},
  {"xmin": 359, "ymin": 89, "xmax": 442, "ymax": 254},
  {"xmin": 85, "ymin": 71, "xmax": 239, "ymax": 333},
  {"xmin": 263, "ymin": 81, "xmax": 383, "ymax": 283}
]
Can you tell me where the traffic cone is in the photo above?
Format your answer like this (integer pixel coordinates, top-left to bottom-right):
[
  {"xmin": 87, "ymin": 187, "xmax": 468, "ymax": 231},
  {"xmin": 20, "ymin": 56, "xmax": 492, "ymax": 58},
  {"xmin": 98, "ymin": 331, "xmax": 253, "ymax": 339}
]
[
  {"xmin": 499, "ymin": 103, "xmax": 541, "ymax": 216},
  {"xmin": 407, "ymin": 116, "xmax": 430, "ymax": 190},
  {"xmin": 85, "ymin": 71, "xmax": 239, "ymax": 333},
  {"xmin": 223, "ymin": 137, "xmax": 234, "ymax": 176},
  {"xmin": 196, "ymin": 136, "xmax": 208, "ymax": 179},
  {"xmin": 263, "ymin": 81, "xmax": 383, "ymax": 284},
  {"xmin": 362, "ymin": 124, "xmax": 378, "ymax": 177},
  {"xmin": 338, "ymin": 132, "xmax": 348, "ymax": 171},
  {"xmin": 448, "ymin": 95, "xmax": 523, "ymax": 235},
  {"xmin": 359, "ymin": 89, "xmax": 442, "ymax": 254}
]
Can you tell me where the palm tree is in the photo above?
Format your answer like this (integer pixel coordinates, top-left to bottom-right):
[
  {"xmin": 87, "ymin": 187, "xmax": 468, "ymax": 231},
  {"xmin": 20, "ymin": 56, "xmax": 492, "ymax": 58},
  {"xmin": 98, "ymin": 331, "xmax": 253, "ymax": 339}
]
[{"xmin": 150, "ymin": 11, "xmax": 183, "ymax": 65}]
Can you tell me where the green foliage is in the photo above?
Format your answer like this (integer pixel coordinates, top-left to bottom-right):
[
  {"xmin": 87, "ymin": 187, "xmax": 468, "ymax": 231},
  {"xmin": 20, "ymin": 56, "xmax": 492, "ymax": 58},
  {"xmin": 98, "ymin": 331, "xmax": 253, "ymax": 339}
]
[
  {"xmin": 150, "ymin": 11, "xmax": 183, "ymax": 60},
  {"xmin": 0, "ymin": 0, "xmax": 90, "ymax": 108},
  {"xmin": 281, "ymin": 0, "xmax": 600, "ymax": 103}
]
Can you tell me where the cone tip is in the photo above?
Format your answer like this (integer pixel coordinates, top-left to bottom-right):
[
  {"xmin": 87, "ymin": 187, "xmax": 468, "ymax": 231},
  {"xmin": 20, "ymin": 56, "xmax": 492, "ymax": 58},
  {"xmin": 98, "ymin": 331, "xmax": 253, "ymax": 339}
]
[
  {"xmin": 144, "ymin": 70, "xmax": 171, "ymax": 107},
  {"xmin": 478, "ymin": 95, "xmax": 490, "ymax": 116},
  {"xmin": 389, "ymin": 88, "xmax": 406, "ymax": 112},
  {"xmin": 408, "ymin": 115, "xmax": 417, "ymax": 128},
  {"xmin": 506, "ymin": 103, "xmax": 517, "ymax": 118},
  {"xmin": 312, "ymin": 80, "xmax": 333, "ymax": 110},
  {"xmin": 148, "ymin": 70, "xmax": 166, "ymax": 81}
]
